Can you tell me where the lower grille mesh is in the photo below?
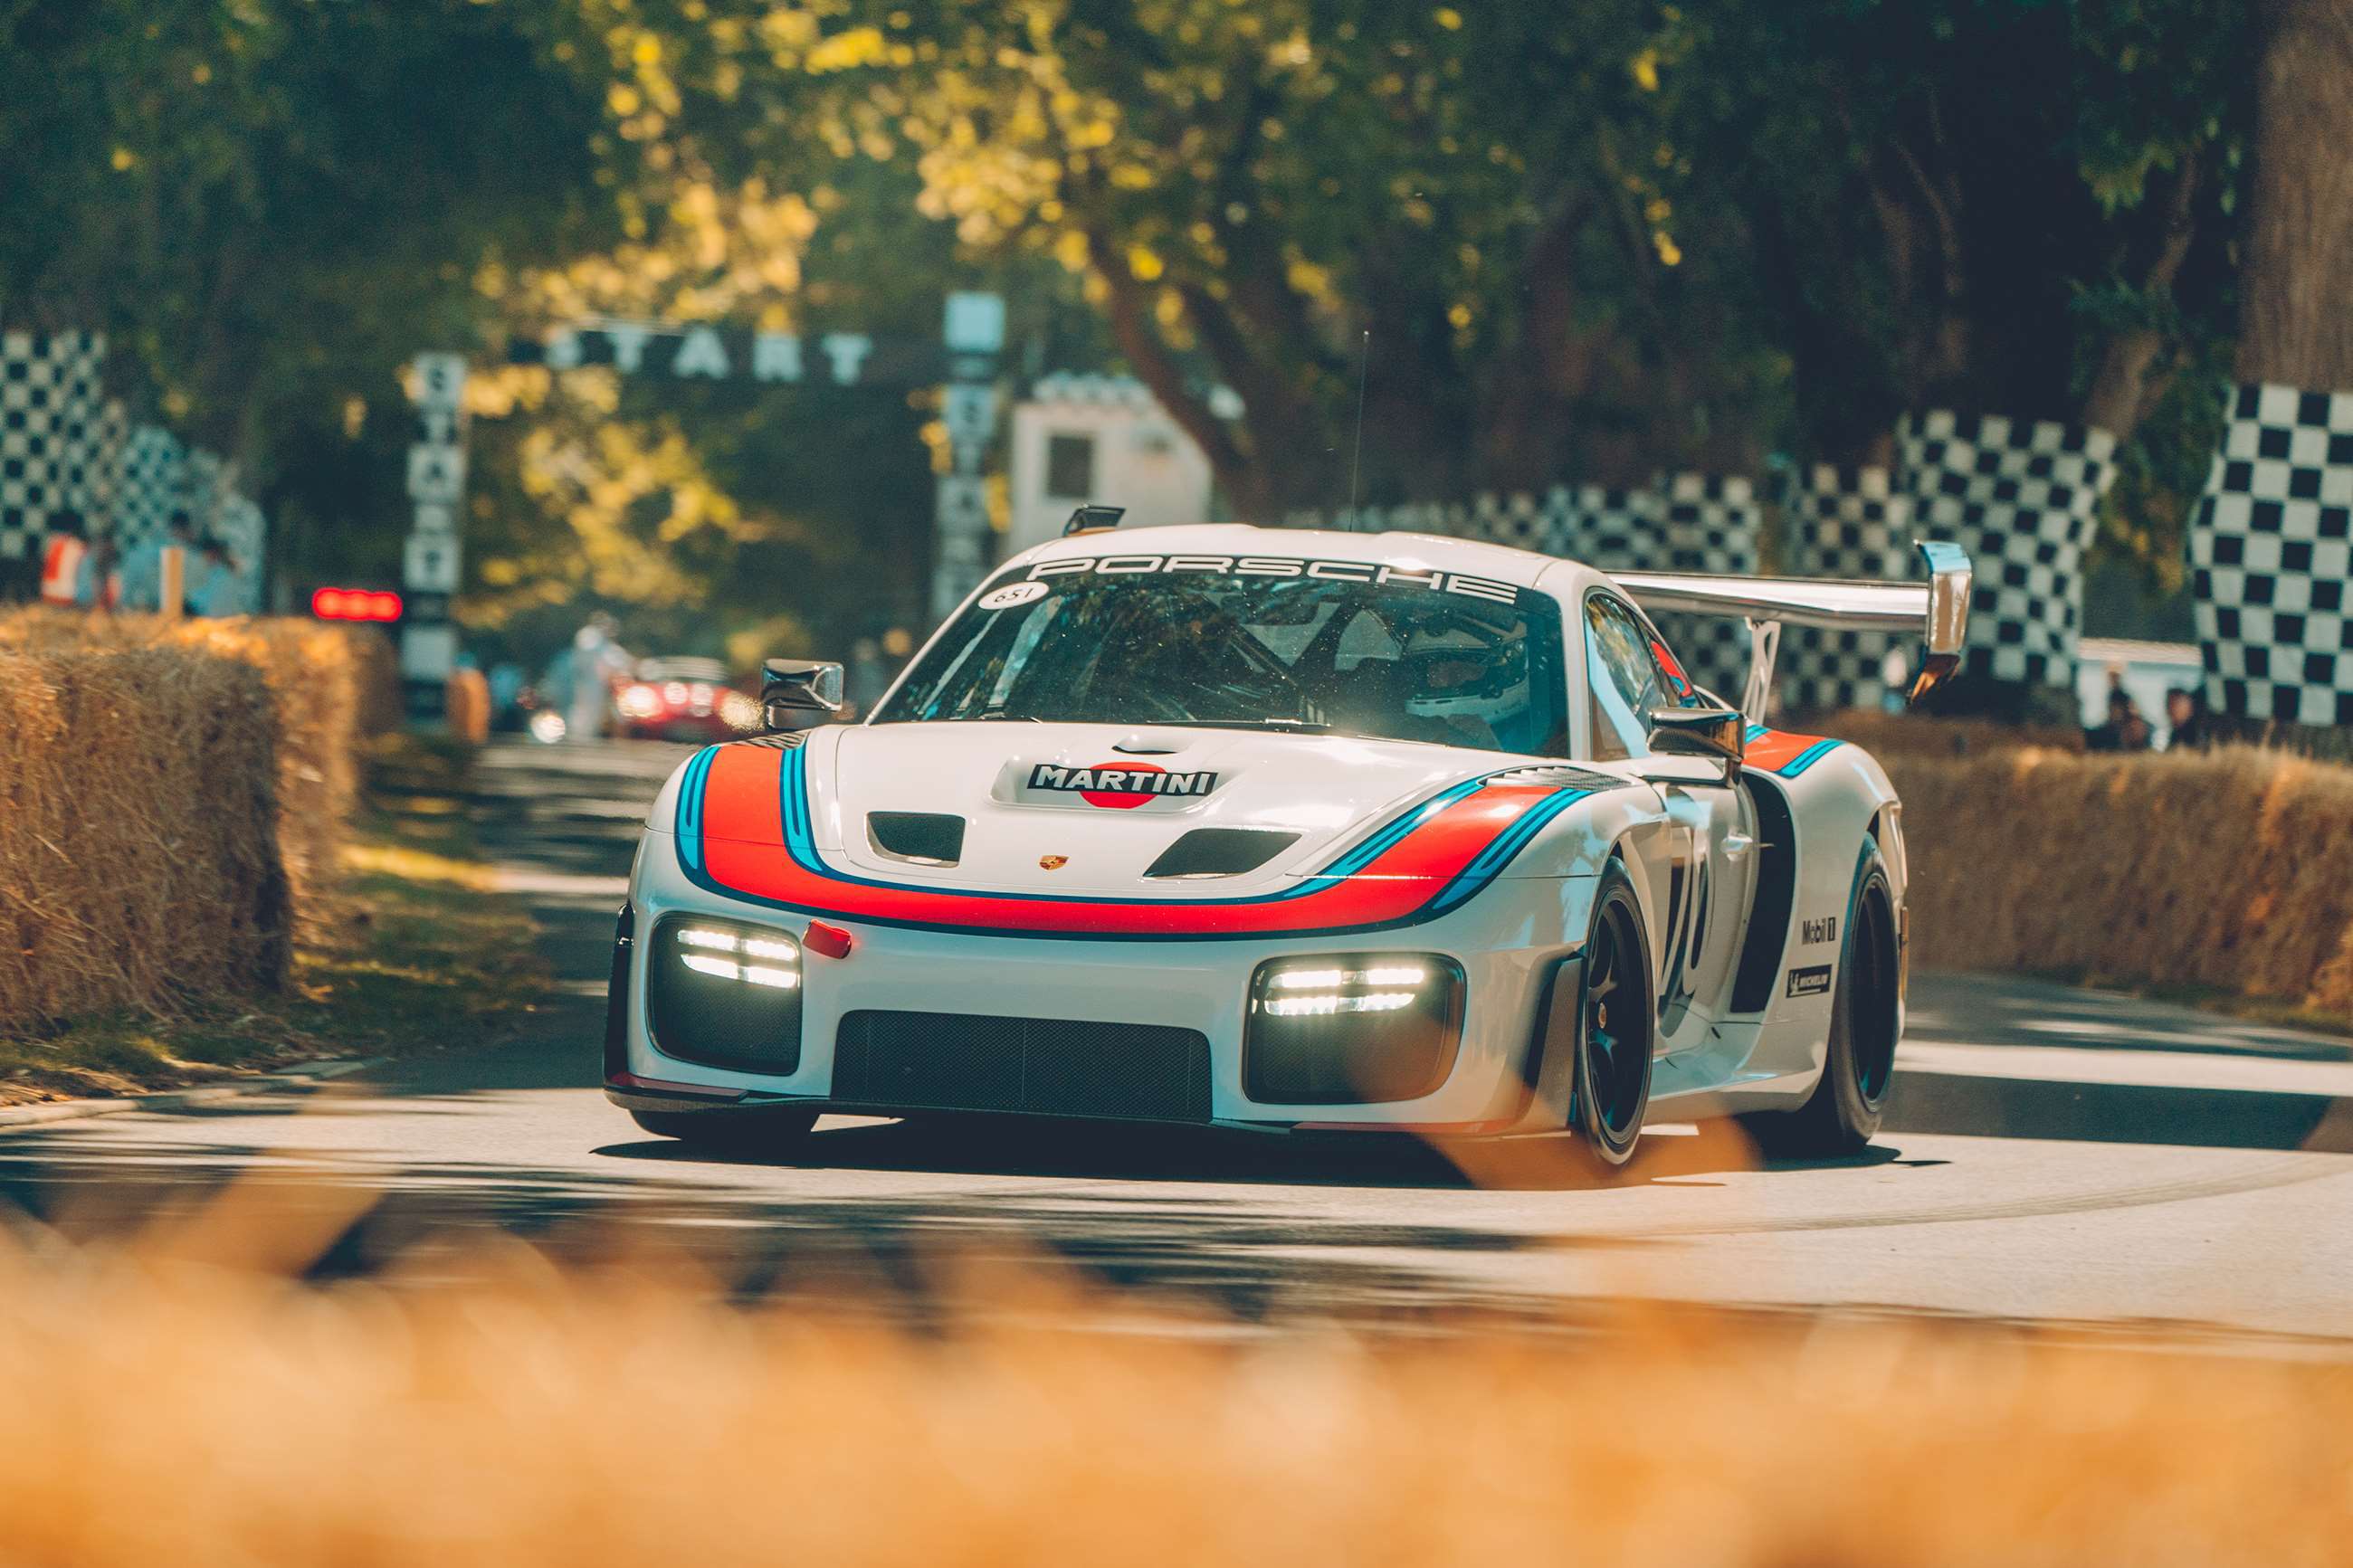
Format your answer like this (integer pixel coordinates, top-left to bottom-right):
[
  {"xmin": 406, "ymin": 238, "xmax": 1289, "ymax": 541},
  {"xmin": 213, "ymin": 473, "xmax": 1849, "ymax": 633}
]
[{"xmin": 834, "ymin": 1011, "xmax": 1213, "ymax": 1122}]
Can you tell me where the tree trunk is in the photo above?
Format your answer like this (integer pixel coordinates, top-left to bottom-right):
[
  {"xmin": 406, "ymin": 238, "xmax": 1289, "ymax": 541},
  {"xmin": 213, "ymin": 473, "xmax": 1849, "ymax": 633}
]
[
  {"xmin": 2236, "ymin": 0, "xmax": 2353, "ymax": 389},
  {"xmin": 2078, "ymin": 154, "xmax": 2201, "ymax": 443}
]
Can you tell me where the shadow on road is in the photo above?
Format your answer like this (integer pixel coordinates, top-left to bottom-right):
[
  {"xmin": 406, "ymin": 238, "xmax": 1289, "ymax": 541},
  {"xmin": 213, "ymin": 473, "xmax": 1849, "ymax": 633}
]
[
  {"xmin": 594, "ymin": 1111, "xmax": 1912, "ymax": 1189},
  {"xmin": 0, "ymin": 1133, "xmax": 1668, "ymax": 1328}
]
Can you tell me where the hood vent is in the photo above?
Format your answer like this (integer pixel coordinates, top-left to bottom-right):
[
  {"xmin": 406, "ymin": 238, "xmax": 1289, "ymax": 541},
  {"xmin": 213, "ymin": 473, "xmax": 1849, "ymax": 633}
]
[
  {"xmin": 868, "ymin": 812, "xmax": 966, "ymax": 867},
  {"xmin": 1144, "ymin": 828, "xmax": 1300, "ymax": 880}
]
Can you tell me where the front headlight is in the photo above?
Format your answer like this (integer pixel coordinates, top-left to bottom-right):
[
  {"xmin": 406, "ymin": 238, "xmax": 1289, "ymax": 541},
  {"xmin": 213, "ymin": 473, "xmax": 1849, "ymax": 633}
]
[
  {"xmin": 1245, "ymin": 954, "xmax": 1465, "ymax": 1105},
  {"xmin": 645, "ymin": 916, "xmax": 805, "ymax": 1072}
]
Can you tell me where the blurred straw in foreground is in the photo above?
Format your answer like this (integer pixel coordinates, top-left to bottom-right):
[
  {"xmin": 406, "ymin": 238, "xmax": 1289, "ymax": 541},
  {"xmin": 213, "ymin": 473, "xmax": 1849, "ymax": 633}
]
[{"xmin": 2, "ymin": 1174, "xmax": 2348, "ymax": 1567}]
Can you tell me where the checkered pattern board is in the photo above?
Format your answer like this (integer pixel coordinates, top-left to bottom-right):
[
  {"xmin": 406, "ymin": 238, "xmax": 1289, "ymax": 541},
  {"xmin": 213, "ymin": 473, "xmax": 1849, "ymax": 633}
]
[
  {"xmin": 1653, "ymin": 472, "xmax": 1759, "ymax": 702},
  {"xmin": 212, "ymin": 492, "xmax": 265, "ymax": 573},
  {"xmin": 0, "ymin": 331, "xmax": 111, "ymax": 563},
  {"xmin": 111, "ymin": 424, "xmax": 186, "ymax": 553},
  {"xmin": 1897, "ymin": 409, "xmax": 2117, "ymax": 690},
  {"xmin": 1297, "ymin": 477, "xmax": 1747, "ymax": 688},
  {"xmin": 2188, "ymin": 382, "xmax": 2353, "ymax": 727},
  {"xmin": 1779, "ymin": 465, "xmax": 1916, "ymax": 714},
  {"xmin": 1310, "ymin": 485, "xmax": 1670, "ymax": 566}
]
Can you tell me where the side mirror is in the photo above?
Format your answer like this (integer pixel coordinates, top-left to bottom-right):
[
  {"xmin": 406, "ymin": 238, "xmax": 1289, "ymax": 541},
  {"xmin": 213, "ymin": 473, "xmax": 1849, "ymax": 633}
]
[
  {"xmin": 761, "ymin": 659, "xmax": 844, "ymax": 732},
  {"xmin": 1647, "ymin": 704, "xmax": 1746, "ymax": 784}
]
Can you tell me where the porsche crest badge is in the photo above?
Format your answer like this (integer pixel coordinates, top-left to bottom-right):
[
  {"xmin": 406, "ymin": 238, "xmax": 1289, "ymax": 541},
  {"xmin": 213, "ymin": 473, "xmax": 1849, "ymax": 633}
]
[{"xmin": 1038, "ymin": 854, "xmax": 1069, "ymax": 870}]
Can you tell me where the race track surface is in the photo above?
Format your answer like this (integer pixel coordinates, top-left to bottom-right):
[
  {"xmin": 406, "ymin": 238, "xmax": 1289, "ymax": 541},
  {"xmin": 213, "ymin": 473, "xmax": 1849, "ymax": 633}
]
[{"xmin": 5, "ymin": 738, "xmax": 2350, "ymax": 1351}]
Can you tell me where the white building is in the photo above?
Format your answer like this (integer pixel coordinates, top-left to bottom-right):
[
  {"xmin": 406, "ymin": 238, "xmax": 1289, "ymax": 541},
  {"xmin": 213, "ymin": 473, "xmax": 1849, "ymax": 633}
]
[{"xmin": 1005, "ymin": 374, "xmax": 1222, "ymax": 555}]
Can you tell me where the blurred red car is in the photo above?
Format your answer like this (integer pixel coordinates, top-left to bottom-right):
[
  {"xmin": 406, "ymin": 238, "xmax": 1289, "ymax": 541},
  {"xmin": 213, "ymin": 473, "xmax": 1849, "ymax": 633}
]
[{"xmin": 610, "ymin": 657, "xmax": 761, "ymax": 742}]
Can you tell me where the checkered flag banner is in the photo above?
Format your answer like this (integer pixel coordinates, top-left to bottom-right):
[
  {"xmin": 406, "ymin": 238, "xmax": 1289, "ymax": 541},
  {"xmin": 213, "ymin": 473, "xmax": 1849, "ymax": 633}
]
[
  {"xmin": 213, "ymin": 492, "xmax": 265, "ymax": 573},
  {"xmin": 111, "ymin": 424, "xmax": 186, "ymax": 552},
  {"xmin": 0, "ymin": 329, "xmax": 111, "ymax": 564},
  {"xmin": 1779, "ymin": 466, "xmax": 1916, "ymax": 714},
  {"xmin": 1897, "ymin": 409, "xmax": 2117, "ymax": 690},
  {"xmin": 1307, "ymin": 482, "xmax": 1672, "ymax": 575},
  {"xmin": 88, "ymin": 398, "xmax": 128, "ymax": 520},
  {"xmin": 1653, "ymin": 473, "xmax": 1760, "ymax": 703},
  {"xmin": 2188, "ymin": 383, "xmax": 2353, "ymax": 727},
  {"xmin": 1300, "ymin": 479, "xmax": 1757, "ymax": 681},
  {"xmin": 184, "ymin": 446, "xmax": 226, "ymax": 519}
]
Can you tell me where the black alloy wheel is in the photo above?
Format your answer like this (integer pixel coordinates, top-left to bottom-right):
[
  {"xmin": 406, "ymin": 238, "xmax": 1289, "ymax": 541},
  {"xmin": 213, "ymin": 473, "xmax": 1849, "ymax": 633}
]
[
  {"xmin": 1572, "ymin": 865, "xmax": 1654, "ymax": 1168},
  {"xmin": 1743, "ymin": 833, "xmax": 1901, "ymax": 1157}
]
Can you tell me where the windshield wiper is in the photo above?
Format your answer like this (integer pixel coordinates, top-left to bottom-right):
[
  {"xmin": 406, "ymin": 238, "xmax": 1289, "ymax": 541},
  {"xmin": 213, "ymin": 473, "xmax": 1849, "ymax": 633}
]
[{"xmin": 940, "ymin": 706, "xmax": 1043, "ymax": 722}]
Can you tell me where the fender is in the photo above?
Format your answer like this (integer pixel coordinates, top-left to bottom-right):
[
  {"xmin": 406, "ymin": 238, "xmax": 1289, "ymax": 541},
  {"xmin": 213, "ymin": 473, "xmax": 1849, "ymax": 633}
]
[{"xmin": 1736, "ymin": 729, "xmax": 1903, "ymax": 1085}]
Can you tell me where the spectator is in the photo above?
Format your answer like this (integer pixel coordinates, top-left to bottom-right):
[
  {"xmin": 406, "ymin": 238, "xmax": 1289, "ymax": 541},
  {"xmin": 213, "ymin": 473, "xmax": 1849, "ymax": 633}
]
[
  {"xmin": 118, "ymin": 513, "xmax": 197, "ymax": 611},
  {"xmin": 2165, "ymin": 687, "xmax": 2215, "ymax": 751},
  {"xmin": 73, "ymin": 535, "xmax": 120, "ymax": 610},
  {"xmin": 38, "ymin": 512, "xmax": 88, "ymax": 606},
  {"xmin": 566, "ymin": 613, "xmax": 632, "ymax": 742},
  {"xmin": 488, "ymin": 660, "xmax": 526, "ymax": 728},
  {"xmin": 2085, "ymin": 688, "xmax": 2153, "ymax": 752},
  {"xmin": 188, "ymin": 538, "xmax": 244, "ymax": 617}
]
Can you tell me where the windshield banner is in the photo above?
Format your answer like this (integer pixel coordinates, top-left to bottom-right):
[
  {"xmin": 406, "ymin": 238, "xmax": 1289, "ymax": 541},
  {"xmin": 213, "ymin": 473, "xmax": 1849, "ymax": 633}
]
[{"xmin": 1018, "ymin": 554, "xmax": 1520, "ymax": 604}]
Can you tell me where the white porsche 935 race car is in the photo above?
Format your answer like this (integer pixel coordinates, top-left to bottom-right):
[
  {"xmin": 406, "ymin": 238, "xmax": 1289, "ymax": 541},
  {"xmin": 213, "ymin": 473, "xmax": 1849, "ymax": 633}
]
[{"xmin": 605, "ymin": 515, "xmax": 1969, "ymax": 1167}]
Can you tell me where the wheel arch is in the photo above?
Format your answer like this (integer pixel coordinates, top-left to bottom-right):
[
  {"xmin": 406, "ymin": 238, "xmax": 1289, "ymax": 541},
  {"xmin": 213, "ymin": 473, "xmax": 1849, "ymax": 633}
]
[{"xmin": 1521, "ymin": 840, "xmax": 1650, "ymax": 1130}]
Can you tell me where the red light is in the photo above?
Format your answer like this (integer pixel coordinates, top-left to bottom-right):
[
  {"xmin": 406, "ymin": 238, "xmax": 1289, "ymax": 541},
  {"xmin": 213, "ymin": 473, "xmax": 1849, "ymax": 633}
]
[{"xmin": 311, "ymin": 587, "xmax": 404, "ymax": 622}]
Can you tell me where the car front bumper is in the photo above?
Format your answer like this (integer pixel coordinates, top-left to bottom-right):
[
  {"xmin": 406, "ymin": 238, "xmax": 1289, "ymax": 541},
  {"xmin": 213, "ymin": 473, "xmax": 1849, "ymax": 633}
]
[{"xmin": 610, "ymin": 828, "xmax": 1596, "ymax": 1132}]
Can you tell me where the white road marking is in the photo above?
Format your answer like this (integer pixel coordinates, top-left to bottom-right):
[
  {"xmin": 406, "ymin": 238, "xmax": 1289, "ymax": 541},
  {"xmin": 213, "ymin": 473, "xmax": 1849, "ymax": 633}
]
[{"xmin": 1900, "ymin": 1041, "xmax": 2353, "ymax": 1098}]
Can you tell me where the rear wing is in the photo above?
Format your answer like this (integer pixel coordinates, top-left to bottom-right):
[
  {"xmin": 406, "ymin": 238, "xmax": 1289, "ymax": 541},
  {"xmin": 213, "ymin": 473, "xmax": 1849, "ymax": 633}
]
[{"xmin": 1612, "ymin": 540, "xmax": 1971, "ymax": 724}]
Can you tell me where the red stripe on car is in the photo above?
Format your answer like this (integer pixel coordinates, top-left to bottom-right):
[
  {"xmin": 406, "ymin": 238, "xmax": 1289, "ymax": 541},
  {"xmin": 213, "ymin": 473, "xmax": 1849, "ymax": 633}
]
[{"xmin": 691, "ymin": 743, "xmax": 1563, "ymax": 936}]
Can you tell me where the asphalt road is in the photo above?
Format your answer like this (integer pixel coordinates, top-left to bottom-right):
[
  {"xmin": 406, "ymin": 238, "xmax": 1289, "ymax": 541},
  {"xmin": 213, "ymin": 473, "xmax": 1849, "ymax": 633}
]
[{"xmin": 5, "ymin": 737, "xmax": 2351, "ymax": 1350}]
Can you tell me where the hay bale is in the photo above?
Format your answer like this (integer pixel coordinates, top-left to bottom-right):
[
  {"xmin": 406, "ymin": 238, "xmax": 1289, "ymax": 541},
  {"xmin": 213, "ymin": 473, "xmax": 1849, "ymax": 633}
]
[
  {"xmin": 0, "ymin": 647, "xmax": 289, "ymax": 1028},
  {"xmin": 348, "ymin": 626, "xmax": 405, "ymax": 737},
  {"xmin": 1800, "ymin": 707, "xmax": 2085, "ymax": 758},
  {"xmin": 0, "ymin": 610, "xmax": 363, "ymax": 931},
  {"xmin": 1888, "ymin": 745, "xmax": 2353, "ymax": 1020}
]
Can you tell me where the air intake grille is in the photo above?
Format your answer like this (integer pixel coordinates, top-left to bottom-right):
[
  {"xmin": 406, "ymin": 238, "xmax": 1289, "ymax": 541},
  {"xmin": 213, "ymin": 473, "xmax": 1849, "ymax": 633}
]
[
  {"xmin": 868, "ymin": 811, "xmax": 966, "ymax": 864},
  {"xmin": 834, "ymin": 1011, "xmax": 1213, "ymax": 1122},
  {"xmin": 1144, "ymin": 827, "xmax": 1300, "ymax": 879}
]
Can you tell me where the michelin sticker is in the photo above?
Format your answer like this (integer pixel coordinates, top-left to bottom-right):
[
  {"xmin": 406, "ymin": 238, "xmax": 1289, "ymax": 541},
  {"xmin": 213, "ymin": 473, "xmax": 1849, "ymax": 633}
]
[
  {"xmin": 1786, "ymin": 964, "xmax": 1834, "ymax": 999},
  {"xmin": 978, "ymin": 581, "xmax": 1050, "ymax": 610}
]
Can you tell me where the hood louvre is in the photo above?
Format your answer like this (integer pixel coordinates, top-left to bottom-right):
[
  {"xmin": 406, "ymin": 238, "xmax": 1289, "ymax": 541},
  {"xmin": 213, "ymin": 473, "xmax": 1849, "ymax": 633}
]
[{"xmin": 1143, "ymin": 828, "xmax": 1301, "ymax": 880}]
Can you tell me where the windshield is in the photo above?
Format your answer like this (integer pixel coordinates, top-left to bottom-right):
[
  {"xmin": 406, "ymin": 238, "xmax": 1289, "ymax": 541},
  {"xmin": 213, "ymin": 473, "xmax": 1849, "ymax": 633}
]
[{"xmin": 874, "ymin": 555, "xmax": 1569, "ymax": 755}]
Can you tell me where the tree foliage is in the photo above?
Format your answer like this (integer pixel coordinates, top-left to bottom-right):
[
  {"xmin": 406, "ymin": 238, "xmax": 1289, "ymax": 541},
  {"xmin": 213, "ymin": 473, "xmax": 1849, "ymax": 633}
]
[{"xmin": 0, "ymin": 0, "xmax": 2298, "ymax": 647}]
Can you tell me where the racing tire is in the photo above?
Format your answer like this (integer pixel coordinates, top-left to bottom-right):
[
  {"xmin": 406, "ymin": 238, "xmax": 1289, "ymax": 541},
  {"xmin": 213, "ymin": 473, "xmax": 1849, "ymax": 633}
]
[
  {"xmin": 1743, "ymin": 833, "xmax": 1901, "ymax": 1159},
  {"xmin": 1569, "ymin": 862, "xmax": 1655, "ymax": 1172},
  {"xmin": 628, "ymin": 1105, "xmax": 819, "ymax": 1153}
]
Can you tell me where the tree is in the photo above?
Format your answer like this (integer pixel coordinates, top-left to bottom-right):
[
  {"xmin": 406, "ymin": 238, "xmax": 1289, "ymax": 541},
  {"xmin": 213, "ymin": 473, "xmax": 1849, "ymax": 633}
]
[
  {"xmin": 1, "ymin": 2, "xmax": 634, "ymax": 443},
  {"xmin": 2234, "ymin": 0, "xmax": 2353, "ymax": 390},
  {"xmin": 1693, "ymin": 1, "xmax": 2249, "ymax": 464},
  {"xmin": 631, "ymin": 0, "xmax": 1786, "ymax": 515}
]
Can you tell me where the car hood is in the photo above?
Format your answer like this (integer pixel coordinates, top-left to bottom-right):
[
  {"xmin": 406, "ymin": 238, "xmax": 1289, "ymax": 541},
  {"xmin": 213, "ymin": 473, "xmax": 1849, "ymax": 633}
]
[{"xmin": 801, "ymin": 721, "xmax": 1535, "ymax": 897}]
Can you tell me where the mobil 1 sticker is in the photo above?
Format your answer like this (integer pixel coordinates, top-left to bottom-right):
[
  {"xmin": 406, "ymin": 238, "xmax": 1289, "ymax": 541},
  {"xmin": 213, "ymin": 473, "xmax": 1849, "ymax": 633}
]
[
  {"xmin": 1786, "ymin": 964, "xmax": 1834, "ymax": 999},
  {"xmin": 1024, "ymin": 554, "xmax": 1522, "ymax": 604}
]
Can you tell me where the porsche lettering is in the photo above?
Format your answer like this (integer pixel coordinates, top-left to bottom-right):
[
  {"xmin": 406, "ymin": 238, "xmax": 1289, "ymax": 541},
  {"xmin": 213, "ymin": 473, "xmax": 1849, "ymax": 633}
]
[{"xmin": 1022, "ymin": 555, "xmax": 1518, "ymax": 603}]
